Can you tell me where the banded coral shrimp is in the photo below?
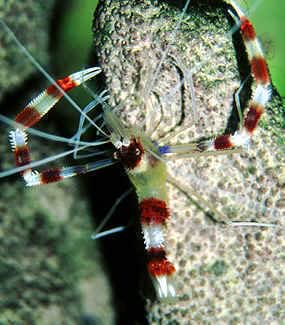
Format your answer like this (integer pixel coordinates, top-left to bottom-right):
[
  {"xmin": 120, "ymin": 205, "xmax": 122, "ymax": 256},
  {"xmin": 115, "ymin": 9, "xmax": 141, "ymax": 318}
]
[{"xmin": 0, "ymin": 0, "xmax": 284, "ymax": 324}]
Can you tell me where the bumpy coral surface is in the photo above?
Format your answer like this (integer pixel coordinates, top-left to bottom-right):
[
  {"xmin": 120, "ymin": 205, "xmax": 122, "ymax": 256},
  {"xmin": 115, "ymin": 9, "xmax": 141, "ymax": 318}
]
[{"xmin": 94, "ymin": 0, "xmax": 285, "ymax": 323}]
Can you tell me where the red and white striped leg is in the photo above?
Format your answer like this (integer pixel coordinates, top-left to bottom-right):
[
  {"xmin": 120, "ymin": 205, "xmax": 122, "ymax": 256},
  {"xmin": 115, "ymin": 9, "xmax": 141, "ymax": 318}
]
[
  {"xmin": 9, "ymin": 128, "xmax": 114, "ymax": 186},
  {"xmin": 161, "ymin": 84, "xmax": 271, "ymax": 155},
  {"xmin": 161, "ymin": 1, "xmax": 272, "ymax": 156},
  {"xmin": 9, "ymin": 68, "xmax": 101, "ymax": 181},
  {"xmin": 218, "ymin": 1, "xmax": 271, "ymax": 145},
  {"xmin": 140, "ymin": 197, "xmax": 176, "ymax": 299},
  {"xmin": 196, "ymin": 0, "xmax": 272, "ymax": 152},
  {"xmin": 15, "ymin": 67, "xmax": 101, "ymax": 128},
  {"xmin": 22, "ymin": 158, "xmax": 114, "ymax": 187},
  {"xmin": 9, "ymin": 128, "xmax": 32, "ymax": 179}
]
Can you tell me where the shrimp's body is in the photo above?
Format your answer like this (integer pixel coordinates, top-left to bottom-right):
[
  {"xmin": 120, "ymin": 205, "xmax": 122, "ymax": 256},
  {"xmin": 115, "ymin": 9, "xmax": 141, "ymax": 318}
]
[{"xmin": 104, "ymin": 109, "xmax": 176, "ymax": 299}]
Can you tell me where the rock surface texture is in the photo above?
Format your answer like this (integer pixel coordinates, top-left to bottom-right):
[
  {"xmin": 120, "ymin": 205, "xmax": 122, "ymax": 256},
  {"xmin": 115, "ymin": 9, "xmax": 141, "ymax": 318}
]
[
  {"xmin": 93, "ymin": 0, "xmax": 285, "ymax": 323},
  {"xmin": 0, "ymin": 1, "xmax": 54, "ymax": 99},
  {"xmin": 0, "ymin": 1, "xmax": 114, "ymax": 324}
]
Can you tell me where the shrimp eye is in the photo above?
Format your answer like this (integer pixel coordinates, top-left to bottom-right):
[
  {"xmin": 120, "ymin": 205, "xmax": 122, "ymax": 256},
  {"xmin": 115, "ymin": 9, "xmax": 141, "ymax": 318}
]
[{"xmin": 115, "ymin": 137, "xmax": 144, "ymax": 169}]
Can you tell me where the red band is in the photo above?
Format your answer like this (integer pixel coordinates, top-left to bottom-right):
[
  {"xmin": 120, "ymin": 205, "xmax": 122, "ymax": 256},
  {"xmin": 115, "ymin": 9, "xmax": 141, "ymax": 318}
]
[
  {"xmin": 15, "ymin": 146, "xmax": 31, "ymax": 167},
  {"xmin": 40, "ymin": 168, "xmax": 63, "ymax": 184},
  {"xmin": 240, "ymin": 17, "xmax": 256, "ymax": 41},
  {"xmin": 15, "ymin": 106, "xmax": 41, "ymax": 128},
  {"xmin": 140, "ymin": 198, "xmax": 169, "ymax": 224},
  {"xmin": 147, "ymin": 247, "xmax": 175, "ymax": 276},
  {"xmin": 244, "ymin": 103, "xmax": 264, "ymax": 133},
  {"xmin": 251, "ymin": 57, "xmax": 270, "ymax": 85},
  {"xmin": 46, "ymin": 77, "xmax": 77, "ymax": 97},
  {"xmin": 214, "ymin": 135, "xmax": 233, "ymax": 150}
]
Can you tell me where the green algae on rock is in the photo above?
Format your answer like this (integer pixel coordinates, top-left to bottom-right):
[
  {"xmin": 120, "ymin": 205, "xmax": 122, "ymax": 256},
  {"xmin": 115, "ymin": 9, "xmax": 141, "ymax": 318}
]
[
  {"xmin": 0, "ymin": 0, "xmax": 55, "ymax": 100},
  {"xmin": 0, "ymin": 130, "xmax": 114, "ymax": 324},
  {"xmin": 0, "ymin": 1, "xmax": 115, "ymax": 322}
]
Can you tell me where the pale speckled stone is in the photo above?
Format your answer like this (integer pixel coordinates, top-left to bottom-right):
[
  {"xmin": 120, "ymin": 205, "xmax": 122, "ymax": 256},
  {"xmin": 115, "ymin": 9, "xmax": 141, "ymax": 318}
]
[{"xmin": 93, "ymin": 0, "xmax": 285, "ymax": 323}]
